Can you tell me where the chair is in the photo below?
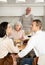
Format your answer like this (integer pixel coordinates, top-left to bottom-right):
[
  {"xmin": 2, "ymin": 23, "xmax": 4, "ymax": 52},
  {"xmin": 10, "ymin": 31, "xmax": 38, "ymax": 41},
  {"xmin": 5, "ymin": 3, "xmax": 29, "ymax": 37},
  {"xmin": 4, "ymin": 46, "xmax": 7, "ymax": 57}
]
[{"xmin": 32, "ymin": 57, "xmax": 39, "ymax": 65}]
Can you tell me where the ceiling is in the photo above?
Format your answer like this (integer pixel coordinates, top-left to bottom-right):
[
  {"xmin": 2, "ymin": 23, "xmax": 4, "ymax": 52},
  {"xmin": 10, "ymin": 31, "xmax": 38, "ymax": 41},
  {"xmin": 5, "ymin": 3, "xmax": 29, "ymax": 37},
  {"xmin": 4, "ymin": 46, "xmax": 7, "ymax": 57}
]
[
  {"xmin": 0, "ymin": 0, "xmax": 36, "ymax": 4},
  {"xmin": 0, "ymin": 0, "xmax": 45, "ymax": 6}
]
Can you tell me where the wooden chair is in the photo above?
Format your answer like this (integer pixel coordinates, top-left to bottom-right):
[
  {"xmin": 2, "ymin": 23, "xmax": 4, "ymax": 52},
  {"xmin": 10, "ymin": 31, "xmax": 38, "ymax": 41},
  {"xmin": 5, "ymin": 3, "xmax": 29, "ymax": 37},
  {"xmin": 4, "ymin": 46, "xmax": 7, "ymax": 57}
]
[{"xmin": 32, "ymin": 57, "xmax": 39, "ymax": 65}]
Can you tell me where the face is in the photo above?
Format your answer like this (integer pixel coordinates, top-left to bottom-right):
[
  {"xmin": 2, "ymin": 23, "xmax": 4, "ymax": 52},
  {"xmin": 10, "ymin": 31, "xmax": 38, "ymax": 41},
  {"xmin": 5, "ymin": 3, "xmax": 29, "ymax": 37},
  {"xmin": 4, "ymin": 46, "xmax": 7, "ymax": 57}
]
[
  {"xmin": 26, "ymin": 8, "xmax": 31, "ymax": 15},
  {"xmin": 6, "ymin": 24, "xmax": 12, "ymax": 35},
  {"xmin": 30, "ymin": 21, "xmax": 38, "ymax": 32},
  {"xmin": 15, "ymin": 25, "xmax": 21, "ymax": 31}
]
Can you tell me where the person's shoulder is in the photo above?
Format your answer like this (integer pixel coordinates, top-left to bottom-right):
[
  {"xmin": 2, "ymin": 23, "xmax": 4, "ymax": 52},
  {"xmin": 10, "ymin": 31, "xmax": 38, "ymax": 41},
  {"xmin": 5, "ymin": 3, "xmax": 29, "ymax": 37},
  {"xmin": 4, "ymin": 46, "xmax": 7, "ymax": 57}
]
[
  {"xmin": 41, "ymin": 31, "xmax": 45, "ymax": 35},
  {"xmin": 38, "ymin": 30, "xmax": 45, "ymax": 34},
  {"xmin": 30, "ymin": 34, "xmax": 36, "ymax": 41},
  {"xmin": 20, "ymin": 30, "xmax": 25, "ymax": 33},
  {"xmin": 42, "ymin": 31, "xmax": 45, "ymax": 33},
  {"xmin": 30, "ymin": 14, "xmax": 33, "ymax": 17},
  {"xmin": 6, "ymin": 37, "xmax": 13, "ymax": 43}
]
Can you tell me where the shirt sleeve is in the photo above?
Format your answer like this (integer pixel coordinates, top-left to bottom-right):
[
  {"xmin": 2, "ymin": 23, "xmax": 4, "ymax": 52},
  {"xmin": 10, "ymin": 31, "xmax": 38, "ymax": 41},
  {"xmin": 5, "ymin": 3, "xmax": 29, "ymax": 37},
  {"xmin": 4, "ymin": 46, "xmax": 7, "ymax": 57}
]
[
  {"xmin": 8, "ymin": 39, "xmax": 19, "ymax": 53},
  {"xmin": 18, "ymin": 37, "xmax": 35, "ymax": 58}
]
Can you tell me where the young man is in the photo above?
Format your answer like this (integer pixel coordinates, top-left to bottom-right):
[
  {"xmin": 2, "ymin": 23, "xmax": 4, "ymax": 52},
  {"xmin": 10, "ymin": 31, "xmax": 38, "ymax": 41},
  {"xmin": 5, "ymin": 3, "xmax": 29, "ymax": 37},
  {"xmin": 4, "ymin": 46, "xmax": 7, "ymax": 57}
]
[{"xmin": 18, "ymin": 19, "xmax": 45, "ymax": 65}]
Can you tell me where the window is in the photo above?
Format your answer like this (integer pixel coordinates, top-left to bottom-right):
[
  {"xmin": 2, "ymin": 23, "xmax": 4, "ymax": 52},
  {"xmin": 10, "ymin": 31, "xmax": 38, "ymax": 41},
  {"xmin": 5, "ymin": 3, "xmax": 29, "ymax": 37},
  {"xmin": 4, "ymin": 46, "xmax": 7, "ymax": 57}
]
[
  {"xmin": 16, "ymin": 0, "xmax": 25, "ymax": 3},
  {"xmin": 35, "ymin": 0, "xmax": 44, "ymax": 2},
  {"xmin": 0, "ymin": 0, "xmax": 7, "ymax": 2}
]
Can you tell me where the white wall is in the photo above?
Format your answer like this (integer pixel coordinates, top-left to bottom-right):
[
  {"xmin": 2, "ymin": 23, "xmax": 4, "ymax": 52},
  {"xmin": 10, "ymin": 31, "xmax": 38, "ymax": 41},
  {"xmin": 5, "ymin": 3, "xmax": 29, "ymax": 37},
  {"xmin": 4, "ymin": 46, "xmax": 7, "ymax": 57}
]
[
  {"xmin": 0, "ymin": 16, "xmax": 20, "ymax": 26},
  {"xmin": 0, "ymin": 6, "xmax": 44, "ymax": 16}
]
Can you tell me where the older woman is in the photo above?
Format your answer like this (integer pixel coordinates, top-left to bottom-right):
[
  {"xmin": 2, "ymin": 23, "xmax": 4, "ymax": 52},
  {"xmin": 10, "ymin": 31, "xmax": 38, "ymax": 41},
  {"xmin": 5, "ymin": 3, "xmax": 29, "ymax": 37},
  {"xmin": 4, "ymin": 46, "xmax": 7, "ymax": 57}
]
[
  {"xmin": 0, "ymin": 22, "xmax": 19, "ymax": 65},
  {"xmin": 10, "ymin": 21, "xmax": 25, "ymax": 42}
]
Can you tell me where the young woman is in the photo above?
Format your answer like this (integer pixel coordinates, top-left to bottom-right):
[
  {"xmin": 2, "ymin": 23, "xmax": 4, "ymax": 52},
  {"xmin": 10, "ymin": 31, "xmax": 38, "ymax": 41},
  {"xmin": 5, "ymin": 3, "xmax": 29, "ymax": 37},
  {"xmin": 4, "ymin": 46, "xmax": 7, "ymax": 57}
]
[{"xmin": 0, "ymin": 22, "xmax": 19, "ymax": 65}]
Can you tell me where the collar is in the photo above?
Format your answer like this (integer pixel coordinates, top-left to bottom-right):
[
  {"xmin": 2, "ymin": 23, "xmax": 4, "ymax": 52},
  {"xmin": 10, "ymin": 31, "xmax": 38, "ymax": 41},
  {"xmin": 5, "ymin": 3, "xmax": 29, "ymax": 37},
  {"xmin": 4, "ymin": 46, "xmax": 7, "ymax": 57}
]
[
  {"xmin": 36, "ymin": 30, "xmax": 42, "ymax": 34},
  {"xmin": 25, "ymin": 13, "xmax": 31, "ymax": 17}
]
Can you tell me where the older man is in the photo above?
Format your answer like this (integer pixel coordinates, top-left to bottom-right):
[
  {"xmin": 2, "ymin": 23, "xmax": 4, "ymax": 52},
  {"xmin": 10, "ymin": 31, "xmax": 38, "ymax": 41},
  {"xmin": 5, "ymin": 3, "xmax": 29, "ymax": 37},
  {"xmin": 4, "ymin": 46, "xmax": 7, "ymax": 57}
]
[
  {"xmin": 20, "ymin": 7, "xmax": 34, "ymax": 34},
  {"xmin": 18, "ymin": 19, "xmax": 45, "ymax": 65}
]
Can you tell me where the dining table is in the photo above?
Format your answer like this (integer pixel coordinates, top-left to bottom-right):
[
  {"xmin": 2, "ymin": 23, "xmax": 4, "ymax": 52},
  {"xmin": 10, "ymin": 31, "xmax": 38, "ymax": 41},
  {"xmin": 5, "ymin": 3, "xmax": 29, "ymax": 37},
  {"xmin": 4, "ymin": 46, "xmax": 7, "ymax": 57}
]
[{"xmin": 13, "ymin": 39, "xmax": 39, "ymax": 65}]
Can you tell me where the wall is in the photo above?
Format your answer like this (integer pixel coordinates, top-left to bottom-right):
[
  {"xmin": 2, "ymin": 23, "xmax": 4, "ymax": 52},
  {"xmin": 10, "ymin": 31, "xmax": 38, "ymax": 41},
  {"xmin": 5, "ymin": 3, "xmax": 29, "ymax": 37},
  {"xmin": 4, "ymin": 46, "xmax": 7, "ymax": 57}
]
[
  {"xmin": 0, "ymin": 16, "xmax": 20, "ymax": 26},
  {"xmin": 0, "ymin": 6, "xmax": 44, "ymax": 16}
]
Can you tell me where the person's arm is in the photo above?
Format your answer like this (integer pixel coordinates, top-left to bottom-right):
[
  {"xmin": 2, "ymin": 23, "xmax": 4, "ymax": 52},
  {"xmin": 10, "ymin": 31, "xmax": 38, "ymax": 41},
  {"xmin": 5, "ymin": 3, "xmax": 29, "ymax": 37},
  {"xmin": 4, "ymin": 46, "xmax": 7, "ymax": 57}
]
[
  {"xmin": 19, "ymin": 30, "xmax": 25, "ymax": 40},
  {"xmin": 8, "ymin": 39, "xmax": 19, "ymax": 53},
  {"xmin": 18, "ymin": 37, "xmax": 35, "ymax": 58}
]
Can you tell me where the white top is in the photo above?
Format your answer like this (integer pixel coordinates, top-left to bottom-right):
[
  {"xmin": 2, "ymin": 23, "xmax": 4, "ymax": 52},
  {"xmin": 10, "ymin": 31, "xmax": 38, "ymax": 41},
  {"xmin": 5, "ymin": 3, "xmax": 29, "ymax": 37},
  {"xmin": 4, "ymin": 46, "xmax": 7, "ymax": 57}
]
[
  {"xmin": 18, "ymin": 30, "xmax": 45, "ymax": 58},
  {"xmin": 25, "ymin": 13, "xmax": 31, "ymax": 18},
  {"xmin": 0, "ymin": 36, "xmax": 19, "ymax": 59}
]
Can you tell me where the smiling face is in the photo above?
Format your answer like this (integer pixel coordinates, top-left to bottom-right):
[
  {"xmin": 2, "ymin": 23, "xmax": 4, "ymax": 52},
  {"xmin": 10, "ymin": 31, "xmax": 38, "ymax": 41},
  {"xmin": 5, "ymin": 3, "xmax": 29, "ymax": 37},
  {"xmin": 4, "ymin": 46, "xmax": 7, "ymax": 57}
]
[{"xmin": 15, "ymin": 24, "xmax": 21, "ymax": 31}]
